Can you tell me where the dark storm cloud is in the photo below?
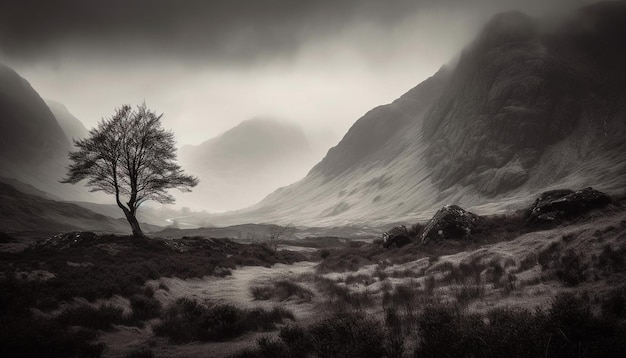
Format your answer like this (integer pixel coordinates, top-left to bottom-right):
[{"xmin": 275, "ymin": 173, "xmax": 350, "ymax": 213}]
[
  {"xmin": 0, "ymin": 0, "xmax": 593, "ymax": 65},
  {"xmin": 0, "ymin": 0, "xmax": 426, "ymax": 64}
]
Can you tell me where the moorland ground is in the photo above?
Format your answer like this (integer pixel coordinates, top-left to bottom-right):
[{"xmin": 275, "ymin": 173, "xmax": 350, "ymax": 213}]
[{"xmin": 1, "ymin": 194, "xmax": 626, "ymax": 358}]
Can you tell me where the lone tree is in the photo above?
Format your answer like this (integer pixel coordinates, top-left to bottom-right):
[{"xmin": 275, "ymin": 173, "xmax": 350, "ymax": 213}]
[{"xmin": 62, "ymin": 103, "xmax": 198, "ymax": 237}]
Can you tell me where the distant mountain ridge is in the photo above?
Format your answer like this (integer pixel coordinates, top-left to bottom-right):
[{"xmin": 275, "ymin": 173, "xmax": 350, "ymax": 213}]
[
  {"xmin": 204, "ymin": 1, "xmax": 626, "ymax": 227},
  {"xmin": 178, "ymin": 118, "xmax": 317, "ymax": 212}
]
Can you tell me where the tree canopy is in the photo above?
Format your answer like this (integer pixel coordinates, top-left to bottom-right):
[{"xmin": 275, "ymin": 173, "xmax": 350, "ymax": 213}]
[{"xmin": 62, "ymin": 103, "xmax": 198, "ymax": 237}]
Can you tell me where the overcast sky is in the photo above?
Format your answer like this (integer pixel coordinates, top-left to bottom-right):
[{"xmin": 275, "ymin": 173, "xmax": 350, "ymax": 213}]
[{"xmin": 0, "ymin": 0, "xmax": 593, "ymax": 152}]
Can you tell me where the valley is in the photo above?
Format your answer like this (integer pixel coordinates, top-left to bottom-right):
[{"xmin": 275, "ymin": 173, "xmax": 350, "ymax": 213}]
[{"xmin": 1, "ymin": 1, "xmax": 626, "ymax": 357}]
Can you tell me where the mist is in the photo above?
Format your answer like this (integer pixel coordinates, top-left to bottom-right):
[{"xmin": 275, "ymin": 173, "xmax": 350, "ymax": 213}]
[{"xmin": 0, "ymin": 0, "xmax": 596, "ymax": 212}]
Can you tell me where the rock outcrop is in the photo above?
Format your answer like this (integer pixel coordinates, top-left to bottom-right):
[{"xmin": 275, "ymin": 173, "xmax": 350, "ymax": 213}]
[
  {"xmin": 421, "ymin": 205, "xmax": 480, "ymax": 244},
  {"xmin": 527, "ymin": 187, "xmax": 611, "ymax": 223},
  {"xmin": 382, "ymin": 225, "xmax": 411, "ymax": 248}
]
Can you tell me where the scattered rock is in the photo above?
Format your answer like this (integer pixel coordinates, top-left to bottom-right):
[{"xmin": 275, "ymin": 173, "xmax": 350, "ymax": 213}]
[
  {"xmin": 36, "ymin": 231, "xmax": 98, "ymax": 249},
  {"xmin": 421, "ymin": 205, "xmax": 480, "ymax": 244},
  {"xmin": 527, "ymin": 187, "xmax": 611, "ymax": 222},
  {"xmin": 382, "ymin": 225, "xmax": 411, "ymax": 248}
]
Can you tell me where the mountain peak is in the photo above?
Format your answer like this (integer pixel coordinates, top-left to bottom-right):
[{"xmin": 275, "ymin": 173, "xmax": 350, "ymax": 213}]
[{"xmin": 177, "ymin": 117, "xmax": 316, "ymax": 211}]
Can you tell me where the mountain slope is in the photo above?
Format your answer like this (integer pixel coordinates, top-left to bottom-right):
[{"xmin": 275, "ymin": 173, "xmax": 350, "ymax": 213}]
[
  {"xmin": 207, "ymin": 1, "xmax": 626, "ymax": 227},
  {"xmin": 0, "ymin": 63, "xmax": 70, "ymax": 174},
  {"xmin": 178, "ymin": 118, "xmax": 317, "ymax": 211},
  {"xmin": 424, "ymin": 6, "xmax": 626, "ymax": 196},
  {"xmin": 208, "ymin": 69, "xmax": 451, "ymax": 225},
  {"xmin": 0, "ymin": 64, "xmax": 100, "ymax": 202},
  {"xmin": 46, "ymin": 100, "xmax": 89, "ymax": 143}
]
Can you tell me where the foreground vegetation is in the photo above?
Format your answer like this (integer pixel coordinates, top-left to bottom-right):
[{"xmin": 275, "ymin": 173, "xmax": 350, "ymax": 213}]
[
  {"xmin": 235, "ymin": 291, "xmax": 626, "ymax": 358},
  {"xmin": 1, "ymin": 194, "xmax": 625, "ymax": 357},
  {"xmin": 0, "ymin": 233, "xmax": 306, "ymax": 357}
]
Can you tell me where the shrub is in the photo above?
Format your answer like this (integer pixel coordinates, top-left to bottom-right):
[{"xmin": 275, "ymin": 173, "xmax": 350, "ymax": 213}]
[
  {"xmin": 307, "ymin": 312, "xmax": 386, "ymax": 358},
  {"xmin": 407, "ymin": 223, "xmax": 425, "ymax": 239},
  {"xmin": 124, "ymin": 348, "xmax": 155, "ymax": 358},
  {"xmin": 382, "ymin": 284, "xmax": 420, "ymax": 318},
  {"xmin": 250, "ymin": 280, "xmax": 314, "ymax": 302},
  {"xmin": 130, "ymin": 293, "xmax": 162, "ymax": 321},
  {"xmin": 555, "ymin": 250, "xmax": 587, "ymax": 286},
  {"xmin": 315, "ymin": 276, "xmax": 374, "ymax": 309},
  {"xmin": 454, "ymin": 284, "xmax": 484, "ymax": 305},
  {"xmin": 250, "ymin": 285, "xmax": 273, "ymax": 301},
  {"xmin": 0, "ymin": 315, "xmax": 105, "ymax": 358},
  {"xmin": 424, "ymin": 275, "xmax": 436, "ymax": 293},
  {"xmin": 154, "ymin": 298, "xmax": 294, "ymax": 343},
  {"xmin": 345, "ymin": 273, "xmax": 376, "ymax": 286},
  {"xmin": 598, "ymin": 245, "xmax": 625, "ymax": 274},
  {"xmin": 415, "ymin": 293, "xmax": 626, "ymax": 358},
  {"xmin": 234, "ymin": 312, "xmax": 389, "ymax": 358},
  {"xmin": 537, "ymin": 242, "xmax": 561, "ymax": 269},
  {"xmin": 57, "ymin": 304, "xmax": 129, "ymax": 331}
]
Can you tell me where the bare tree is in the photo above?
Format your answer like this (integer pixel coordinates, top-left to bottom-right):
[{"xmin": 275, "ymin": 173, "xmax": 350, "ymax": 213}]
[
  {"xmin": 267, "ymin": 224, "xmax": 295, "ymax": 251},
  {"xmin": 62, "ymin": 103, "xmax": 198, "ymax": 237}
]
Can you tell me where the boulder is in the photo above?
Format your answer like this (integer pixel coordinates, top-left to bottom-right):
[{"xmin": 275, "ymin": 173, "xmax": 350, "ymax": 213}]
[
  {"xmin": 382, "ymin": 225, "xmax": 411, "ymax": 248},
  {"xmin": 421, "ymin": 205, "xmax": 480, "ymax": 244},
  {"xmin": 527, "ymin": 187, "xmax": 611, "ymax": 222}
]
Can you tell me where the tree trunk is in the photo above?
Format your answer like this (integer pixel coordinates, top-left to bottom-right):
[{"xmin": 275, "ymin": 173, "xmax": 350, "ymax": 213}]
[{"xmin": 124, "ymin": 210, "xmax": 146, "ymax": 238}]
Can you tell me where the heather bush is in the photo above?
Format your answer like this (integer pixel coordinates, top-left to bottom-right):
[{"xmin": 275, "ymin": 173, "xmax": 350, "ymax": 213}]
[
  {"xmin": 250, "ymin": 280, "xmax": 313, "ymax": 302},
  {"xmin": 124, "ymin": 348, "xmax": 155, "ymax": 358},
  {"xmin": 130, "ymin": 293, "xmax": 162, "ymax": 321},
  {"xmin": 154, "ymin": 298, "xmax": 294, "ymax": 343},
  {"xmin": 57, "ymin": 304, "xmax": 129, "ymax": 331},
  {"xmin": 415, "ymin": 293, "xmax": 626, "ymax": 358}
]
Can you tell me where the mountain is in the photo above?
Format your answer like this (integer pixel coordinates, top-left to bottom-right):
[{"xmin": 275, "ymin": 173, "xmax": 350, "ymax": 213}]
[
  {"xmin": 423, "ymin": 6, "xmax": 626, "ymax": 197},
  {"xmin": 177, "ymin": 118, "xmax": 317, "ymax": 211},
  {"xmin": 205, "ymin": 1, "xmax": 626, "ymax": 227},
  {"xmin": 46, "ymin": 100, "xmax": 89, "ymax": 144},
  {"xmin": 0, "ymin": 182, "xmax": 159, "ymax": 233},
  {"xmin": 0, "ymin": 63, "xmax": 98, "ymax": 202},
  {"xmin": 0, "ymin": 62, "xmax": 71, "ymax": 178}
]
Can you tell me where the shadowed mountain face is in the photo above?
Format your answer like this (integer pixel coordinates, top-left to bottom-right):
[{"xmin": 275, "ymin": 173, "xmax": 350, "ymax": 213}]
[
  {"xmin": 46, "ymin": 100, "xmax": 89, "ymax": 144},
  {"xmin": 178, "ymin": 118, "xmax": 316, "ymax": 211},
  {"xmin": 0, "ymin": 63, "xmax": 70, "ymax": 175},
  {"xmin": 206, "ymin": 1, "xmax": 626, "ymax": 227},
  {"xmin": 424, "ymin": 5, "xmax": 626, "ymax": 195},
  {"xmin": 0, "ymin": 64, "xmax": 102, "ymax": 202}
]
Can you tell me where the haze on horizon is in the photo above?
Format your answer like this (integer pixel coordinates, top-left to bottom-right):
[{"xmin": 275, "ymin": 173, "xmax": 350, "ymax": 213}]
[{"xmin": 0, "ymin": 0, "xmax": 596, "ymax": 212}]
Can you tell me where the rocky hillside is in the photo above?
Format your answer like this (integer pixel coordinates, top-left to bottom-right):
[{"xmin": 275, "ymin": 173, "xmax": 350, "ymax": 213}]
[
  {"xmin": 424, "ymin": 5, "xmax": 626, "ymax": 196},
  {"xmin": 207, "ymin": 1, "xmax": 626, "ymax": 226},
  {"xmin": 178, "ymin": 118, "xmax": 316, "ymax": 211}
]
